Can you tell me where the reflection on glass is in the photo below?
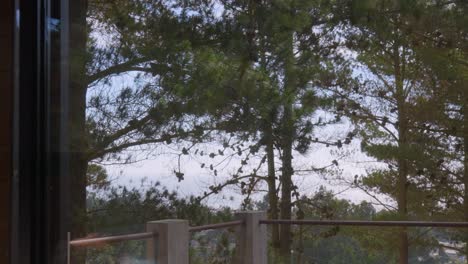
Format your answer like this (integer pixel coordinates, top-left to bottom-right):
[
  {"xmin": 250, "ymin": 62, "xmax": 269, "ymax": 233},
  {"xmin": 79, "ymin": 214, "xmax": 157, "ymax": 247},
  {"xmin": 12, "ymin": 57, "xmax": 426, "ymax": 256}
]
[{"xmin": 62, "ymin": 0, "xmax": 468, "ymax": 263}]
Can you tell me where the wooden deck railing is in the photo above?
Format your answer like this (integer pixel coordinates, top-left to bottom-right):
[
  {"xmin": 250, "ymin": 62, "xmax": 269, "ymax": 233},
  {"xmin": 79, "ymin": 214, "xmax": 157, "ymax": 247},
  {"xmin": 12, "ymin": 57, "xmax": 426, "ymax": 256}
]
[
  {"xmin": 68, "ymin": 211, "xmax": 468, "ymax": 264},
  {"xmin": 259, "ymin": 219, "xmax": 468, "ymax": 227},
  {"xmin": 68, "ymin": 212, "xmax": 264, "ymax": 264},
  {"xmin": 69, "ymin": 232, "xmax": 155, "ymax": 248}
]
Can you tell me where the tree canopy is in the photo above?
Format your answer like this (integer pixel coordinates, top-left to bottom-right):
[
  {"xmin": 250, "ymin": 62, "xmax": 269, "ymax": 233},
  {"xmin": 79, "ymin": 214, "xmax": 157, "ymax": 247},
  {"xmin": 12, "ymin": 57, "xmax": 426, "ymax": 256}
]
[{"xmin": 67, "ymin": 0, "xmax": 468, "ymax": 263}]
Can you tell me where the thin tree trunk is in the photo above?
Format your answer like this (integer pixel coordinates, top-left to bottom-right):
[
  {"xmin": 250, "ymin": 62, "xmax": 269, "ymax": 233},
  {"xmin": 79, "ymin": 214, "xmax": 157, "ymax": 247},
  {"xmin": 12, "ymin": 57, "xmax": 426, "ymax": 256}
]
[
  {"xmin": 259, "ymin": 27, "xmax": 281, "ymax": 254},
  {"xmin": 279, "ymin": 29, "xmax": 296, "ymax": 261},
  {"xmin": 266, "ymin": 121, "xmax": 280, "ymax": 249},
  {"xmin": 395, "ymin": 44, "xmax": 409, "ymax": 264},
  {"xmin": 396, "ymin": 145, "xmax": 409, "ymax": 264},
  {"xmin": 279, "ymin": 116, "xmax": 293, "ymax": 259},
  {"xmin": 396, "ymin": 103, "xmax": 409, "ymax": 264}
]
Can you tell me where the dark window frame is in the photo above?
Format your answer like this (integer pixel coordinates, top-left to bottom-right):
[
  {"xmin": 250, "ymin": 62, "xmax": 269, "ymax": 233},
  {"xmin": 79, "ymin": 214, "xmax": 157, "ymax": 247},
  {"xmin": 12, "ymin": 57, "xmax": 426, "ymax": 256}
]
[{"xmin": 12, "ymin": 0, "xmax": 70, "ymax": 263}]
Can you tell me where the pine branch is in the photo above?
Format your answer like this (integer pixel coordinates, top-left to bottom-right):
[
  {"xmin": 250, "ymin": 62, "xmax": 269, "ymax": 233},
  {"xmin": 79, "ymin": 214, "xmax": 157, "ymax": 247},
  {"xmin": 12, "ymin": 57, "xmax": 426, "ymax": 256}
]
[{"xmin": 86, "ymin": 57, "xmax": 155, "ymax": 85}]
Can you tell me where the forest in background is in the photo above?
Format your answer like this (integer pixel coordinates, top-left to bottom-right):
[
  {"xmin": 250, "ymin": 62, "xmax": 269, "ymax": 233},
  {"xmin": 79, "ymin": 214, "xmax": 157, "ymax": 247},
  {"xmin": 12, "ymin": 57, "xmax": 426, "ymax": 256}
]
[{"xmin": 65, "ymin": 0, "xmax": 468, "ymax": 263}]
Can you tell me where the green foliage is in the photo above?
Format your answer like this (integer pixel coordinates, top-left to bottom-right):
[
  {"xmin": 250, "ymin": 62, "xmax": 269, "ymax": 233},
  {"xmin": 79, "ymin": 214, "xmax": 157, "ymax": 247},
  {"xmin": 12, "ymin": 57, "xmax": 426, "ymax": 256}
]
[
  {"xmin": 87, "ymin": 164, "xmax": 111, "ymax": 190},
  {"xmin": 77, "ymin": 0, "xmax": 468, "ymax": 262},
  {"xmin": 291, "ymin": 187, "xmax": 451, "ymax": 264}
]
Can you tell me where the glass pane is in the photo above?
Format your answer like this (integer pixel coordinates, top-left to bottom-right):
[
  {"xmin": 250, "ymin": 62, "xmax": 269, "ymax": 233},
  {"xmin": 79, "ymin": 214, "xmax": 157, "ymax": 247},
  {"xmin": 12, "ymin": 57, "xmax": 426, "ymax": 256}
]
[{"xmin": 54, "ymin": 0, "xmax": 468, "ymax": 263}]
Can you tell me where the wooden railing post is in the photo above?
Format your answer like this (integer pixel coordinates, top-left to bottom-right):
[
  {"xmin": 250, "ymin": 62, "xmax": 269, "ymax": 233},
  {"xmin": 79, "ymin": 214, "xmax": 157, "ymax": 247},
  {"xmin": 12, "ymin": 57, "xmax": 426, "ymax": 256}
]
[
  {"xmin": 146, "ymin": 219, "xmax": 189, "ymax": 264},
  {"xmin": 234, "ymin": 211, "xmax": 267, "ymax": 264}
]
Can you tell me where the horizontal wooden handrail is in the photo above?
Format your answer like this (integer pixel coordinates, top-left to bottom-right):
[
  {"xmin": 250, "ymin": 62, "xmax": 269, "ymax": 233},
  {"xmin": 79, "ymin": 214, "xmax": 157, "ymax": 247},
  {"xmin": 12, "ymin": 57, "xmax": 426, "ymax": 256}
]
[
  {"xmin": 69, "ymin": 219, "xmax": 468, "ymax": 248},
  {"xmin": 69, "ymin": 220, "xmax": 245, "ymax": 247},
  {"xmin": 189, "ymin": 220, "xmax": 244, "ymax": 232},
  {"xmin": 69, "ymin": 232, "xmax": 155, "ymax": 247},
  {"xmin": 260, "ymin": 219, "xmax": 468, "ymax": 228}
]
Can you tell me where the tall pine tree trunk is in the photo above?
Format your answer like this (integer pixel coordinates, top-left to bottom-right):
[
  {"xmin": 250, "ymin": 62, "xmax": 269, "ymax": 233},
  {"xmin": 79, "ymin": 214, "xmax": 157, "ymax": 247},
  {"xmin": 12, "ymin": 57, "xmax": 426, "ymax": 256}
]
[
  {"xmin": 69, "ymin": 0, "xmax": 89, "ymax": 262},
  {"xmin": 266, "ymin": 121, "xmax": 280, "ymax": 249},
  {"xmin": 259, "ymin": 32, "xmax": 281, "ymax": 253},
  {"xmin": 396, "ymin": 150, "xmax": 409, "ymax": 264},
  {"xmin": 279, "ymin": 29, "xmax": 296, "ymax": 261},
  {"xmin": 395, "ymin": 44, "xmax": 409, "ymax": 264},
  {"xmin": 279, "ymin": 107, "xmax": 293, "ymax": 259}
]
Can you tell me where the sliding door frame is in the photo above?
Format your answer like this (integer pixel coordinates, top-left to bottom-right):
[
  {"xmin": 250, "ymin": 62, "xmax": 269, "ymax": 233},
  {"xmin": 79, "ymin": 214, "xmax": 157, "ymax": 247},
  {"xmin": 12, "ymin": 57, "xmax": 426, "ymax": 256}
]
[{"xmin": 11, "ymin": 0, "xmax": 71, "ymax": 263}]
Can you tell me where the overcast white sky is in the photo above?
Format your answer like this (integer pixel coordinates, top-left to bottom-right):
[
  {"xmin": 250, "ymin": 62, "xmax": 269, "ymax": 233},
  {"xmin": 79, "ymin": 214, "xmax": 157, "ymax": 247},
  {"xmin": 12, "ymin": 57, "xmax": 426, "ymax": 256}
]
[{"xmin": 102, "ymin": 117, "xmax": 391, "ymax": 210}]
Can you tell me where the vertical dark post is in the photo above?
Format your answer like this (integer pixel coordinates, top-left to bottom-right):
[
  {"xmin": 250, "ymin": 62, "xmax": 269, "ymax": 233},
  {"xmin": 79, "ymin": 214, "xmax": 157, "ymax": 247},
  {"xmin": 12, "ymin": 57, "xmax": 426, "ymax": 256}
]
[{"xmin": 0, "ymin": 0, "xmax": 13, "ymax": 262}]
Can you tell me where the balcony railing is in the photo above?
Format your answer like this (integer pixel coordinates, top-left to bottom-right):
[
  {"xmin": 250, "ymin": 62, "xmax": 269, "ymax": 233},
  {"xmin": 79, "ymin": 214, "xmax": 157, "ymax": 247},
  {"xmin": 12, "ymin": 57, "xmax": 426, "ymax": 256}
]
[{"xmin": 68, "ymin": 211, "xmax": 468, "ymax": 264}]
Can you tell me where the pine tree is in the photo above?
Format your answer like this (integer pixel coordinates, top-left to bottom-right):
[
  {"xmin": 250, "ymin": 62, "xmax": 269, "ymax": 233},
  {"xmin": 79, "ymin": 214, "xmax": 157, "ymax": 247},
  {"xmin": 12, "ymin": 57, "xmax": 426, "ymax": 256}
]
[
  {"xmin": 336, "ymin": 1, "xmax": 444, "ymax": 262},
  {"xmin": 409, "ymin": 1, "xmax": 468, "ymax": 258}
]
